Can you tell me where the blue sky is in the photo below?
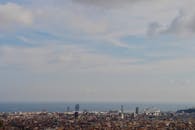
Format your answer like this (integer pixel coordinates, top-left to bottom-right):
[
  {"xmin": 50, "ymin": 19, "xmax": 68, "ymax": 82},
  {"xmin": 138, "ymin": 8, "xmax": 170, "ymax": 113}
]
[{"xmin": 1, "ymin": 0, "xmax": 195, "ymax": 102}]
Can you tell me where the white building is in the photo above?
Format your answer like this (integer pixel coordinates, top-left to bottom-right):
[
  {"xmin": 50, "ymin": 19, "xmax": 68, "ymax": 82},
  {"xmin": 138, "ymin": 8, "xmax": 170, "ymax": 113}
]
[{"xmin": 144, "ymin": 107, "xmax": 161, "ymax": 116}]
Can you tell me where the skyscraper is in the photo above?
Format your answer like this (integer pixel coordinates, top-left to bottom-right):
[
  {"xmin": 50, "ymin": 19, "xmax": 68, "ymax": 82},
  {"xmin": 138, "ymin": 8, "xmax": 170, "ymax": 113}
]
[
  {"xmin": 75, "ymin": 104, "xmax": 80, "ymax": 112},
  {"xmin": 74, "ymin": 104, "xmax": 80, "ymax": 119},
  {"xmin": 136, "ymin": 107, "xmax": 139, "ymax": 114},
  {"xmin": 66, "ymin": 106, "xmax": 70, "ymax": 112},
  {"xmin": 121, "ymin": 105, "xmax": 124, "ymax": 119}
]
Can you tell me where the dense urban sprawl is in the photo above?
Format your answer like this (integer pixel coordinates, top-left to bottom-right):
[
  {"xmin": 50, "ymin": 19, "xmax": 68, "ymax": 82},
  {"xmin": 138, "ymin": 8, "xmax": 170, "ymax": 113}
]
[{"xmin": 0, "ymin": 107, "xmax": 195, "ymax": 130}]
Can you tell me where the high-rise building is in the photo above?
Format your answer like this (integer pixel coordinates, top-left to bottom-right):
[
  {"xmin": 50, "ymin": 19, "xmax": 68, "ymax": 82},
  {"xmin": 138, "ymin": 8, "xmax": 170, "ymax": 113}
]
[
  {"xmin": 66, "ymin": 106, "xmax": 70, "ymax": 112},
  {"xmin": 75, "ymin": 104, "xmax": 80, "ymax": 112},
  {"xmin": 121, "ymin": 105, "xmax": 124, "ymax": 119},
  {"xmin": 74, "ymin": 104, "xmax": 80, "ymax": 119},
  {"xmin": 136, "ymin": 107, "xmax": 139, "ymax": 114}
]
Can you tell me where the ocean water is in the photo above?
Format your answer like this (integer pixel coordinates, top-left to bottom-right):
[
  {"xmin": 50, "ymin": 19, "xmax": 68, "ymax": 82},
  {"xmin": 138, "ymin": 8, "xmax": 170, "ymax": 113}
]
[{"xmin": 0, "ymin": 102, "xmax": 195, "ymax": 113}]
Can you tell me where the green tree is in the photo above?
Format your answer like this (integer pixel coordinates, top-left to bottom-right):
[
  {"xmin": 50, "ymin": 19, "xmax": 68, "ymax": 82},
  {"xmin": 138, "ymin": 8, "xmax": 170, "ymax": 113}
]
[{"xmin": 0, "ymin": 120, "xmax": 3, "ymax": 127}]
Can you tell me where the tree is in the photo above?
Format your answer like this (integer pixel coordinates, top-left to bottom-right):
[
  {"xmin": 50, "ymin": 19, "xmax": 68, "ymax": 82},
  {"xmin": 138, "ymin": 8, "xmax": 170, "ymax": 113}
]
[{"xmin": 0, "ymin": 120, "xmax": 3, "ymax": 127}]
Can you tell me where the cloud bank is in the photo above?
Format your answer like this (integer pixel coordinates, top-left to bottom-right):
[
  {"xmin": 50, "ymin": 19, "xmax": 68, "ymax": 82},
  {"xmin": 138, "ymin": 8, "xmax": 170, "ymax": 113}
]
[
  {"xmin": 72, "ymin": 0, "xmax": 152, "ymax": 8},
  {"xmin": 1, "ymin": 0, "xmax": 195, "ymax": 102},
  {"xmin": 0, "ymin": 3, "xmax": 33, "ymax": 29}
]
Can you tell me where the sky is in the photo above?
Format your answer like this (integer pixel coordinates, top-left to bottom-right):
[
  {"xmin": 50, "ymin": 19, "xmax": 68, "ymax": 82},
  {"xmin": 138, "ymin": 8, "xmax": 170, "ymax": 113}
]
[{"xmin": 0, "ymin": 0, "xmax": 195, "ymax": 103}]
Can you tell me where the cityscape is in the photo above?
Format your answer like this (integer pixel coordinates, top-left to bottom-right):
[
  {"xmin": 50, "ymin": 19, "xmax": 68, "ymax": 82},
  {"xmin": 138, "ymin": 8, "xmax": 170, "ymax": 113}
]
[{"xmin": 1, "ymin": 104, "xmax": 195, "ymax": 129}]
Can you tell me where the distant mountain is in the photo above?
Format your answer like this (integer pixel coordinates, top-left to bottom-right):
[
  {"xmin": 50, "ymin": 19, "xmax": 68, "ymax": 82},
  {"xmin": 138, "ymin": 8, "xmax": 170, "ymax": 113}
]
[{"xmin": 177, "ymin": 108, "xmax": 195, "ymax": 113}]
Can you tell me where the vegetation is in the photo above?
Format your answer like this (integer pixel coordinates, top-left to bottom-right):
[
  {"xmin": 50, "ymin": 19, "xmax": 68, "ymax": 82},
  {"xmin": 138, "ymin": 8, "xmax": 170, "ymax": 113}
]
[{"xmin": 0, "ymin": 120, "xmax": 3, "ymax": 127}]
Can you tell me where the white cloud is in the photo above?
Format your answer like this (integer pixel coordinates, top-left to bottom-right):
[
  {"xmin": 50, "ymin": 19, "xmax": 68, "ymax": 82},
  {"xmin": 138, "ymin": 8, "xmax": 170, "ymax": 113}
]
[
  {"xmin": 33, "ymin": 4, "xmax": 109, "ymax": 35},
  {"xmin": 0, "ymin": 0, "xmax": 185, "ymax": 47},
  {"xmin": 0, "ymin": 3, "xmax": 33, "ymax": 30},
  {"xmin": 163, "ymin": 11, "xmax": 195, "ymax": 36},
  {"xmin": 1, "ymin": 0, "xmax": 195, "ymax": 102},
  {"xmin": 146, "ymin": 0, "xmax": 195, "ymax": 36},
  {"xmin": 1, "ymin": 1, "xmax": 195, "ymax": 73},
  {"xmin": 1, "ymin": 43, "xmax": 195, "ymax": 76},
  {"xmin": 0, "ymin": 44, "xmax": 141, "ymax": 72},
  {"xmin": 72, "ymin": 0, "xmax": 153, "ymax": 9}
]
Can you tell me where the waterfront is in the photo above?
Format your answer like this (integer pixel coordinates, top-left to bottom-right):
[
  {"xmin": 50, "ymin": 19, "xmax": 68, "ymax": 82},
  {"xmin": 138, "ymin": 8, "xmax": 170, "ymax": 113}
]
[{"xmin": 0, "ymin": 102, "xmax": 195, "ymax": 112}]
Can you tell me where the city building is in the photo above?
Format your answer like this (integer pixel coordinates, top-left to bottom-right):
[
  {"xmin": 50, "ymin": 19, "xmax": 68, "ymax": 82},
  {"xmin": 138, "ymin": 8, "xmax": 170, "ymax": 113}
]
[
  {"xmin": 136, "ymin": 107, "xmax": 139, "ymax": 114},
  {"xmin": 144, "ymin": 107, "xmax": 161, "ymax": 116}
]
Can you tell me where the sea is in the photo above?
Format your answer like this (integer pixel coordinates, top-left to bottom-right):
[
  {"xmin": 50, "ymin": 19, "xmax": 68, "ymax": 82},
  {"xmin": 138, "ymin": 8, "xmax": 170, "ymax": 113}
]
[{"xmin": 0, "ymin": 102, "xmax": 195, "ymax": 113}]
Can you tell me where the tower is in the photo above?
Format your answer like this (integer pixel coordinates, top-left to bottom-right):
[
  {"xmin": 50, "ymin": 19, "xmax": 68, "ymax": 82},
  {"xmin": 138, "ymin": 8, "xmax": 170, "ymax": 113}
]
[
  {"xmin": 66, "ymin": 106, "xmax": 70, "ymax": 112},
  {"xmin": 75, "ymin": 104, "xmax": 80, "ymax": 112},
  {"xmin": 74, "ymin": 104, "xmax": 80, "ymax": 119},
  {"xmin": 121, "ymin": 105, "xmax": 124, "ymax": 119},
  {"xmin": 136, "ymin": 107, "xmax": 139, "ymax": 114}
]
